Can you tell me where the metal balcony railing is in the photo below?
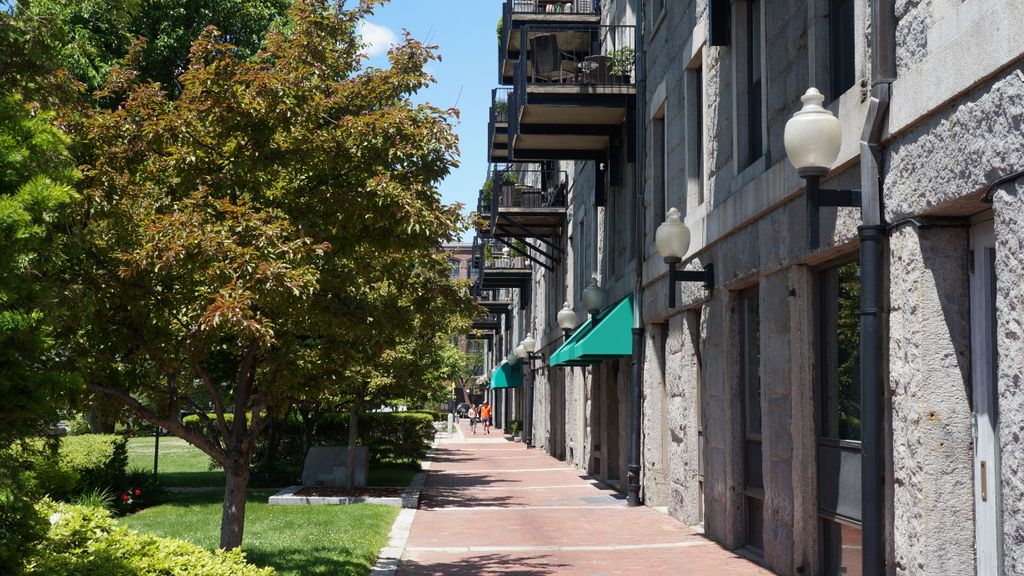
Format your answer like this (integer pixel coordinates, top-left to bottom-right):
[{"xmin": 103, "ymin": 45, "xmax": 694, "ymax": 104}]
[
  {"xmin": 509, "ymin": 0, "xmax": 599, "ymax": 14},
  {"xmin": 478, "ymin": 238, "xmax": 529, "ymax": 270},
  {"xmin": 490, "ymin": 167, "xmax": 568, "ymax": 214},
  {"xmin": 515, "ymin": 24, "xmax": 636, "ymax": 90},
  {"xmin": 491, "ymin": 87, "xmax": 512, "ymax": 125}
]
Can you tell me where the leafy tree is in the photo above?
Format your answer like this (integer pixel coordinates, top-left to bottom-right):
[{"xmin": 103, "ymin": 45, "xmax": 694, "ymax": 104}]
[
  {"xmin": 69, "ymin": 0, "xmax": 470, "ymax": 549},
  {"xmin": 18, "ymin": 0, "xmax": 290, "ymax": 95},
  {"xmin": 0, "ymin": 9, "xmax": 82, "ymax": 571}
]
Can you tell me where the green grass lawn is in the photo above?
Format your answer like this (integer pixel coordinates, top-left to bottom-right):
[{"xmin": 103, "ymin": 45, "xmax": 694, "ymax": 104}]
[
  {"xmin": 120, "ymin": 490, "xmax": 397, "ymax": 576},
  {"xmin": 127, "ymin": 436, "xmax": 225, "ymax": 487},
  {"xmin": 128, "ymin": 436, "xmax": 420, "ymax": 488}
]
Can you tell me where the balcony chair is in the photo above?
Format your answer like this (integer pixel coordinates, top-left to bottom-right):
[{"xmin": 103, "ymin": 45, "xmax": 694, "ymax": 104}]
[{"xmin": 530, "ymin": 34, "xmax": 577, "ymax": 83}]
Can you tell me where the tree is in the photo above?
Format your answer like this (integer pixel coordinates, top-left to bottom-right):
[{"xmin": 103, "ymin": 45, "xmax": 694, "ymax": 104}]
[
  {"xmin": 0, "ymin": 10, "xmax": 82, "ymax": 571},
  {"xmin": 20, "ymin": 0, "xmax": 290, "ymax": 95},
  {"xmin": 69, "ymin": 0, "xmax": 469, "ymax": 549}
]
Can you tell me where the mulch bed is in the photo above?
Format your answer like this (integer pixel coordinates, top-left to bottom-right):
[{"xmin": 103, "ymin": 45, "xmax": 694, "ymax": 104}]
[{"xmin": 293, "ymin": 486, "xmax": 405, "ymax": 498}]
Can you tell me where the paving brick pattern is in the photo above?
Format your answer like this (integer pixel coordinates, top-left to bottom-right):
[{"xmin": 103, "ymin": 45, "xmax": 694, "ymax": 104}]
[{"xmin": 397, "ymin": 421, "xmax": 772, "ymax": 575}]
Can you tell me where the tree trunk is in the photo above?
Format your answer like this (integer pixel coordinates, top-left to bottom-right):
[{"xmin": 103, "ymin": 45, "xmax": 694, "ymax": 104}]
[
  {"xmin": 300, "ymin": 408, "xmax": 314, "ymax": 456},
  {"xmin": 220, "ymin": 458, "xmax": 251, "ymax": 550},
  {"xmin": 346, "ymin": 399, "xmax": 362, "ymax": 488}
]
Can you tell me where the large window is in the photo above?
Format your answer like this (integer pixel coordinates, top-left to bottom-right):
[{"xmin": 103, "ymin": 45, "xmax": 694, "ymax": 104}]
[
  {"xmin": 829, "ymin": 0, "xmax": 856, "ymax": 101},
  {"xmin": 739, "ymin": 0, "xmax": 763, "ymax": 168},
  {"xmin": 685, "ymin": 60, "xmax": 705, "ymax": 207},
  {"xmin": 740, "ymin": 288, "xmax": 763, "ymax": 553},
  {"xmin": 816, "ymin": 261, "xmax": 862, "ymax": 576},
  {"xmin": 653, "ymin": 108, "xmax": 668, "ymax": 226}
]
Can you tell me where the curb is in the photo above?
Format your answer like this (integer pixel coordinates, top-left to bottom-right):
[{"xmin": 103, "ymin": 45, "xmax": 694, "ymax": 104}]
[{"xmin": 369, "ymin": 446, "xmax": 437, "ymax": 575}]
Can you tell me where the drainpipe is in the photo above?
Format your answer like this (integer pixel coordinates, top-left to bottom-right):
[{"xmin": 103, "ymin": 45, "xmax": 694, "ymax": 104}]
[
  {"xmin": 859, "ymin": 1, "xmax": 895, "ymax": 573},
  {"xmin": 627, "ymin": 0, "xmax": 647, "ymax": 508}
]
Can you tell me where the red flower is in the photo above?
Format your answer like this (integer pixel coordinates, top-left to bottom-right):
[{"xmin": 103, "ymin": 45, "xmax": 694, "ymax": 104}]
[
  {"xmin": 132, "ymin": 489, "xmax": 141, "ymax": 496},
  {"xmin": 121, "ymin": 494, "xmax": 130, "ymax": 501}
]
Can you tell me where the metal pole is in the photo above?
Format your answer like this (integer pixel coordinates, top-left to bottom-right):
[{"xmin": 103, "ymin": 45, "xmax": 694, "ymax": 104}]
[
  {"xmin": 806, "ymin": 174, "xmax": 821, "ymax": 249},
  {"xmin": 153, "ymin": 424, "xmax": 160, "ymax": 480},
  {"xmin": 627, "ymin": 0, "xmax": 647, "ymax": 508},
  {"xmin": 859, "ymin": 223, "xmax": 886, "ymax": 574}
]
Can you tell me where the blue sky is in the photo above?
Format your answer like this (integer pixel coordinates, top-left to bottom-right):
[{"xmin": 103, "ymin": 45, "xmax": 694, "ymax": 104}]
[{"xmin": 361, "ymin": 0, "xmax": 500, "ymax": 241}]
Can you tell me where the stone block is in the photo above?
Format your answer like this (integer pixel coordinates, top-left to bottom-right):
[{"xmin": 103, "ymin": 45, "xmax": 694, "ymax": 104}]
[{"xmin": 302, "ymin": 446, "xmax": 369, "ymax": 488}]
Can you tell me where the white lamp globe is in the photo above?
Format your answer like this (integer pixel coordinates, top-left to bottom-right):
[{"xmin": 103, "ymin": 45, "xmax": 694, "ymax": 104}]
[
  {"xmin": 581, "ymin": 276, "xmax": 606, "ymax": 314},
  {"xmin": 515, "ymin": 343, "xmax": 528, "ymax": 359},
  {"xmin": 655, "ymin": 208, "xmax": 691, "ymax": 261},
  {"xmin": 784, "ymin": 87, "xmax": 842, "ymax": 176},
  {"xmin": 522, "ymin": 333, "xmax": 537, "ymax": 353},
  {"xmin": 557, "ymin": 301, "xmax": 577, "ymax": 331}
]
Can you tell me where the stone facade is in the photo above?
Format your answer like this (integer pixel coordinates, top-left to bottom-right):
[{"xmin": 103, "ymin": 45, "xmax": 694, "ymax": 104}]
[{"xmin": 478, "ymin": 0, "xmax": 1024, "ymax": 574}]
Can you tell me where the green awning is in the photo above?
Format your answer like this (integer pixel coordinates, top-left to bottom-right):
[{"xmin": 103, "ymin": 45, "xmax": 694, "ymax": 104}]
[
  {"xmin": 490, "ymin": 361, "xmax": 523, "ymax": 389},
  {"xmin": 550, "ymin": 294, "xmax": 633, "ymax": 367}
]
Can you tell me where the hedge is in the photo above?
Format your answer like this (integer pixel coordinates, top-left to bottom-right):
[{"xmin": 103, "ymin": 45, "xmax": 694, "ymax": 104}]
[
  {"xmin": 25, "ymin": 435, "xmax": 129, "ymax": 501},
  {"xmin": 26, "ymin": 501, "xmax": 273, "ymax": 576},
  {"xmin": 182, "ymin": 411, "xmax": 433, "ymax": 467}
]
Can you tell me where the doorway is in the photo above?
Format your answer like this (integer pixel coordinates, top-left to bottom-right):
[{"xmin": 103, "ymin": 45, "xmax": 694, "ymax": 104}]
[{"xmin": 970, "ymin": 217, "xmax": 1003, "ymax": 575}]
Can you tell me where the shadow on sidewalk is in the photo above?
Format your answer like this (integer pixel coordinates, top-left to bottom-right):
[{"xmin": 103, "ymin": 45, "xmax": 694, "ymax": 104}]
[{"xmin": 398, "ymin": 553, "xmax": 569, "ymax": 575}]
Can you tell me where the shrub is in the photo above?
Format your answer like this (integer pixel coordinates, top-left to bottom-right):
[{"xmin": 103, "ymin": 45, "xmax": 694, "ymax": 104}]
[
  {"xmin": 23, "ymin": 435, "xmax": 128, "ymax": 501},
  {"xmin": 0, "ymin": 486, "xmax": 46, "ymax": 574},
  {"xmin": 26, "ymin": 501, "xmax": 274, "ymax": 576}
]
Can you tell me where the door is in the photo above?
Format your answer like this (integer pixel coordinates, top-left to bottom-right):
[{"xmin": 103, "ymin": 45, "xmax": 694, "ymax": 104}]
[{"xmin": 970, "ymin": 217, "xmax": 1002, "ymax": 575}]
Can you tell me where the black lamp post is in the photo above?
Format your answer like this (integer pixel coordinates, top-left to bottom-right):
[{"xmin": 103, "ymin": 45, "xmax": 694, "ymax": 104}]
[
  {"xmin": 655, "ymin": 207, "xmax": 714, "ymax": 308},
  {"xmin": 517, "ymin": 334, "xmax": 540, "ymax": 448},
  {"xmin": 785, "ymin": 86, "xmax": 884, "ymax": 575}
]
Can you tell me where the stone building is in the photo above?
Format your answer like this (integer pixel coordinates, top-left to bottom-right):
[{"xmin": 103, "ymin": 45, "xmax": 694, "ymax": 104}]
[{"xmin": 471, "ymin": 0, "xmax": 1024, "ymax": 574}]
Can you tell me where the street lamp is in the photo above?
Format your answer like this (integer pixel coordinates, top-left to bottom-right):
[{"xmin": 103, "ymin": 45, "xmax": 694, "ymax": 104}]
[
  {"xmin": 580, "ymin": 276, "xmax": 606, "ymax": 316},
  {"xmin": 784, "ymin": 87, "xmax": 862, "ymax": 249},
  {"xmin": 655, "ymin": 207, "xmax": 714, "ymax": 308},
  {"xmin": 519, "ymin": 333, "xmax": 540, "ymax": 448},
  {"xmin": 786, "ymin": 86, "xmax": 884, "ymax": 576},
  {"xmin": 557, "ymin": 302, "xmax": 577, "ymax": 337}
]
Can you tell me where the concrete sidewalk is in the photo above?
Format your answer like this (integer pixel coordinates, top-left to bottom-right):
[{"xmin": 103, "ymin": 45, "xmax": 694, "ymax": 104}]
[{"xmin": 396, "ymin": 420, "xmax": 771, "ymax": 575}]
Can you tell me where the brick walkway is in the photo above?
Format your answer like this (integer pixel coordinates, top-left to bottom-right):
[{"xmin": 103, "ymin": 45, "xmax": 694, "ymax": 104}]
[{"xmin": 397, "ymin": 420, "xmax": 772, "ymax": 575}]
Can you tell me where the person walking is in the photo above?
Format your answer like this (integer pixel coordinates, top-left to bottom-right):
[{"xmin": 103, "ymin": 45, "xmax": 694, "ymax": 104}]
[
  {"xmin": 468, "ymin": 404, "xmax": 478, "ymax": 434},
  {"xmin": 480, "ymin": 401, "xmax": 492, "ymax": 434}
]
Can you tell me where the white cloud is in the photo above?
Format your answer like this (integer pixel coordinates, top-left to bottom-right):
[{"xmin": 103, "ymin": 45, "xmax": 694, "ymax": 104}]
[{"xmin": 358, "ymin": 21, "xmax": 397, "ymax": 58}]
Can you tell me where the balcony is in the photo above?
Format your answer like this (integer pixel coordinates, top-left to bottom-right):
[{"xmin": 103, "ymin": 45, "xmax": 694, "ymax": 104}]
[
  {"xmin": 489, "ymin": 88, "xmax": 512, "ymax": 163},
  {"xmin": 507, "ymin": 24, "xmax": 636, "ymax": 162},
  {"xmin": 475, "ymin": 238, "xmax": 532, "ymax": 309},
  {"xmin": 499, "ymin": 0, "xmax": 601, "ymax": 85},
  {"xmin": 471, "ymin": 312, "xmax": 502, "ymax": 332},
  {"xmin": 488, "ymin": 165, "xmax": 567, "ymax": 239}
]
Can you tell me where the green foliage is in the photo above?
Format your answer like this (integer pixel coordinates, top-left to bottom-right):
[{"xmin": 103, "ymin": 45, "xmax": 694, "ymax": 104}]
[
  {"xmin": 26, "ymin": 501, "xmax": 274, "ymax": 576},
  {"xmin": 608, "ymin": 47, "xmax": 635, "ymax": 76},
  {"xmin": 496, "ymin": 17, "xmax": 503, "ymax": 44},
  {"xmin": 20, "ymin": 0, "xmax": 290, "ymax": 95},
  {"xmin": 507, "ymin": 419, "xmax": 522, "ymax": 435},
  {"xmin": 23, "ymin": 435, "xmax": 128, "ymax": 501},
  {"xmin": 0, "ymin": 480, "xmax": 47, "ymax": 575}
]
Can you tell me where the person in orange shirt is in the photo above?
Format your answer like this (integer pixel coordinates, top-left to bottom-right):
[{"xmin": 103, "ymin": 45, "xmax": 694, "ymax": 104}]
[{"xmin": 479, "ymin": 401, "xmax": 493, "ymax": 434}]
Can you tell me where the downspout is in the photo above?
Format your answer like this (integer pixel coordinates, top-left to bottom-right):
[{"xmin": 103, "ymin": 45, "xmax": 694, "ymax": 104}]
[
  {"xmin": 627, "ymin": 0, "xmax": 647, "ymax": 508},
  {"xmin": 859, "ymin": 0, "xmax": 895, "ymax": 573}
]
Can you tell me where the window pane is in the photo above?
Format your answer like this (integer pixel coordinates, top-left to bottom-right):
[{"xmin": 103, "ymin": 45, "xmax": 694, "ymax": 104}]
[
  {"xmin": 829, "ymin": 0, "xmax": 856, "ymax": 99},
  {"xmin": 742, "ymin": 290, "xmax": 761, "ymax": 435},
  {"xmin": 819, "ymin": 262, "xmax": 861, "ymax": 441},
  {"xmin": 821, "ymin": 519, "xmax": 862, "ymax": 576}
]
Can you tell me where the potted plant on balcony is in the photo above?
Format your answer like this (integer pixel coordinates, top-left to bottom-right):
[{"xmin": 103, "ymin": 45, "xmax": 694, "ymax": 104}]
[
  {"xmin": 494, "ymin": 100, "xmax": 508, "ymax": 122},
  {"xmin": 500, "ymin": 171, "xmax": 518, "ymax": 206},
  {"xmin": 608, "ymin": 47, "xmax": 635, "ymax": 84}
]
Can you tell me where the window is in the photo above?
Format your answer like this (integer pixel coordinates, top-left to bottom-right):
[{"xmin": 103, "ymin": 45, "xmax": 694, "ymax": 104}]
[
  {"xmin": 829, "ymin": 0, "xmax": 856, "ymax": 101},
  {"xmin": 739, "ymin": 288, "xmax": 763, "ymax": 553},
  {"xmin": 653, "ymin": 110, "xmax": 668, "ymax": 224},
  {"xmin": 736, "ymin": 0, "xmax": 764, "ymax": 168},
  {"xmin": 449, "ymin": 258, "xmax": 461, "ymax": 279},
  {"xmin": 685, "ymin": 61, "xmax": 705, "ymax": 207},
  {"xmin": 816, "ymin": 260, "xmax": 862, "ymax": 576}
]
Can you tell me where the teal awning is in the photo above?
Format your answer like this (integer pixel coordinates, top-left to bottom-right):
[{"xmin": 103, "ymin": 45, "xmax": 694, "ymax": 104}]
[
  {"xmin": 490, "ymin": 361, "xmax": 523, "ymax": 389},
  {"xmin": 550, "ymin": 294, "xmax": 633, "ymax": 367}
]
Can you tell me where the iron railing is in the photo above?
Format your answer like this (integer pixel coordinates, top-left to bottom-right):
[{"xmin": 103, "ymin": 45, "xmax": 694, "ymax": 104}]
[
  {"xmin": 478, "ymin": 237, "xmax": 530, "ymax": 270},
  {"xmin": 489, "ymin": 167, "xmax": 568, "ymax": 231},
  {"xmin": 509, "ymin": 0, "xmax": 598, "ymax": 14},
  {"xmin": 515, "ymin": 23, "xmax": 636, "ymax": 89}
]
